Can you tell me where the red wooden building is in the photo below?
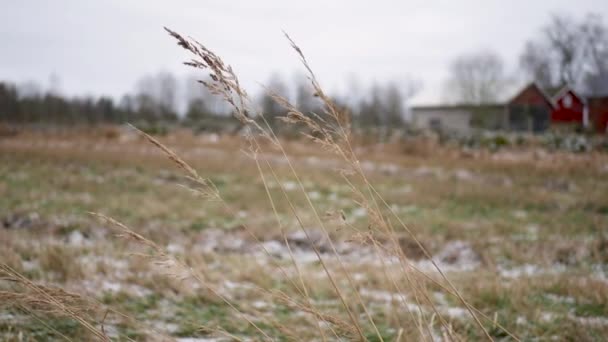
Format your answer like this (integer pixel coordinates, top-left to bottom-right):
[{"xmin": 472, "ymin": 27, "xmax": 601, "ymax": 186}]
[
  {"xmin": 551, "ymin": 87, "xmax": 586, "ymax": 126},
  {"xmin": 551, "ymin": 86, "xmax": 608, "ymax": 133},
  {"xmin": 507, "ymin": 83, "xmax": 608, "ymax": 133},
  {"xmin": 588, "ymin": 96, "xmax": 608, "ymax": 133},
  {"xmin": 507, "ymin": 83, "xmax": 553, "ymax": 132}
]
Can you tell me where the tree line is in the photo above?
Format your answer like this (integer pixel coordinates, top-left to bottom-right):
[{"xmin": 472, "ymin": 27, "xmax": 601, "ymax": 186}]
[{"xmin": 0, "ymin": 71, "xmax": 415, "ymax": 135}]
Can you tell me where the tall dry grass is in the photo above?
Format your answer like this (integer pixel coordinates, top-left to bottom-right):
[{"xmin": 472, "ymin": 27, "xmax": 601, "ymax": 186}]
[{"xmin": 0, "ymin": 28, "xmax": 522, "ymax": 341}]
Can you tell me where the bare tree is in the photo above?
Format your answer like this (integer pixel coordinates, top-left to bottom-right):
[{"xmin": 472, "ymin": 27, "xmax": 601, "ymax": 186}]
[
  {"xmin": 259, "ymin": 73, "xmax": 289, "ymax": 127},
  {"xmin": 48, "ymin": 73, "xmax": 62, "ymax": 96},
  {"xmin": 443, "ymin": 50, "xmax": 508, "ymax": 104},
  {"xmin": 17, "ymin": 81, "xmax": 43, "ymax": 98},
  {"xmin": 356, "ymin": 79, "xmax": 419, "ymax": 130},
  {"xmin": 580, "ymin": 14, "xmax": 608, "ymax": 94},
  {"xmin": 293, "ymin": 73, "xmax": 320, "ymax": 115},
  {"xmin": 184, "ymin": 74, "xmax": 230, "ymax": 114},
  {"xmin": 135, "ymin": 71, "xmax": 179, "ymax": 120},
  {"xmin": 544, "ymin": 15, "xmax": 582, "ymax": 87},
  {"xmin": 520, "ymin": 13, "xmax": 608, "ymax": 95},
  {"xmin": 520, "ymin": 41, "xmax": 554, "ymax": 89},
  {"xmin": 358, "ymin": 84, "xmax": 383, "ymax": 127}
]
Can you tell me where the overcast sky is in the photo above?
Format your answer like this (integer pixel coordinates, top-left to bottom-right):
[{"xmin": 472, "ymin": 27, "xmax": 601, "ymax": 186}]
[{"xmin": 2, "ymin": 1, "xmax": 608, "ymax": 105}]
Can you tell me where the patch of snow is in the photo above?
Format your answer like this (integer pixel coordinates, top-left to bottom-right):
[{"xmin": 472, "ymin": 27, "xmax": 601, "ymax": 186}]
[
  {"xmin": 101, "ymin": 324, "xmax": 120, "ymax": 339},
  {"xmin": 327, "ymin": 192, "xmax": 338, "ymax": 202},
  {"xmin": 196, "ymin": 228, "xmax": 246, "ymax": 253},
  {"xmin": 78, "ymin": 276, "xmax": 152, "ymax": 297},
  {"xmin": 351, "ymin": 207, "xmax": 367, "ymax": 219},
  {"xmin": 453, "ymin": 169, "xmax": 474, "ymax": 181},
  {"xmin": 0, "ymin": 313, "xmax": 15, "ymax": 321},
  {"xmin": 360, "ymin": 161, "xmax": 376, "ymax": 172},
  {"xmin": 305, "ymin": 156, "xmax": 320, "ymax": 165},
  {"xmin": 252, "ymin": 300, "xmax": 269, "ymax": 309},
  {"xmin": 360, "ymin": 288, "xmax": 470, "ymax": 322},
  {"xmin": 101, "ymin": 281, "xmax": 123, "ymax": 292},
  {"xmin": 443, "ymin": 306, "xmax": 468, "ymax": 319},
  {"xmin": 540, "ymin": 312, "xmax": 555, "ymax": 322},
  {"xmin": 516, "ymin": 316, "xmax": 527, "ymax": 325},
  {"xmin": 79, "ymin": 255, "xmax": 129, "ymax": 271},
  {"xmin": 291, "ymin": 250, "xmax": 323, "ymax": 264},
  {"xmin": 204, "ymin": 133, "xmax": 219, "ymax": 144},
  {"xmin": 352, "ymin": 273, "xmax": 366, "ymax": 281},
  {"xmin": 434, "ymin": 241, "xmax": 480, "ymax": 271},
  {"xmin": 222, "ymin": 281, "xmax": 253, "ymax": 292},
  {"xmin": 592, "ymin": 264, "xmax": 608, "ymax": 283},
  {"xmin": 512, "ymin": 224, "xmax": 539, "ymax": 241},
  {"xmin": 282, "ymin": 181, "xmax": 297, "ymax": 191},
  {"xmin": 569, "ymin": 315, "xmax": 608, "ymax": 326},
  {"xmin": 167, "ymin": 243, "xmax": 184, "ymax": 254},
  {"xmin": 499, "ymin": 263, "xmax": 567, "ymax": 279},
  {"xmin": 22, "ymin": 260, "xmax": 40, "ymax": 272},
  {"xmin": 360, "ymin": 288, "xmax": 409, "ymax": 306},
  {"xmin": 512, "ymin": 210, "xmax": 528, "ymax": 219},
  {"xmin": 260, "ymin": 240, "xmax": 287, "ymax": 258},
  {"xmin": 307, "ymin": 191, "xmax": 321, "ymax": 200},
  {"xmin": 378, "ymin": 163, "xmax": 399, "ymax": 175},
  {"xmin": 413, "ymin": 166, "xmax": 443, "ymax": 178},
  {"xmin": 433, "ymin": 292, "xmax": 447, "ymax": 305},
  {"xmin": 526, "ymin": 224, "xmax": 539, "ymax": 233},
  {"xmin": 286, "ymin": 229, "xmax": 328, "ymax": 251},
  {"xmin": 155, "ymin": 321, "xmax": 179, "ymax": 333},
  {"xmin": 546, "ymin": 294, "xmax": 575, "ymax": 304},
  {"xmin": 499, "ymin": 264, "xmax": 540, "ymax": 278}
]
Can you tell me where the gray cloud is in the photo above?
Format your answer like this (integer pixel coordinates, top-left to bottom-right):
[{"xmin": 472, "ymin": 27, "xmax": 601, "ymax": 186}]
[{"xmin": 1, "ymin": 0, "xmax": 607, "ymax": 104}]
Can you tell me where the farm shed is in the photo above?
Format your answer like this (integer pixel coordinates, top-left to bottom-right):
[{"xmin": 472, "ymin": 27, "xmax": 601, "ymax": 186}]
[
  {"xmin": 551, "ymin": 86, "xmax": 587, "ymax": 128},
  {"xmin": 507, "ymin": 83, "xmax": 553, "ymax": 132},
  {"xmin": 410, "ymin": 104, "xmax": 507, "ymax": 135}
]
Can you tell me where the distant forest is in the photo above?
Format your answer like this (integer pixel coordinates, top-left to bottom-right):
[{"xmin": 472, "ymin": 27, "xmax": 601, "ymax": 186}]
[{"xmin": 0, "ymin": 72, "xmax": 417, "ymax": 136}]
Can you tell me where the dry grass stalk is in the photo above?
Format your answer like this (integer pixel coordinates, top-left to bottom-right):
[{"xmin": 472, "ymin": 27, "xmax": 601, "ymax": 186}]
[
  {"xmin": 1, "ymin": 262, "xmax": 188, "ymax": 341},
  {"xmin": 1, "ymin": 26, "xmax": 526, "ymax": 341},
  {"xmin": 0, "ymin": 263, "xmax": 110, "ymax": 341},
  {"xmin": 165, "ymin": 28, "xmax": 375, "ymax": 340},
  {"xmin": 158, "ymin": 26, "xmax": 518, "ymax": 341},
  {"xmin": 89, "ymin": 212, "xmax": 275, "ymax": 340},
  {"xmin": 281, "ymin": 39, "xmax": 500, "ymax": 340}
]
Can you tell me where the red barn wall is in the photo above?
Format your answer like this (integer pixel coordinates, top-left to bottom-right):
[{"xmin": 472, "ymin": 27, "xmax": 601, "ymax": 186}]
[
  {"xmin": 588, "ymin": 97, "xmax": 608, "ymax": 133},
  {"xmin": 509, "ymin": 84, "xmax": 553, "ymax": 109},
  {"xmin": 552, "ymin": 90, "xmax": 584, "ymax": 124}
]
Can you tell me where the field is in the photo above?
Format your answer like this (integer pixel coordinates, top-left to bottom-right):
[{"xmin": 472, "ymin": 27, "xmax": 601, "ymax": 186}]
[{"xmin": 1, "ymin": 127, "xmax": 608, "ymax": 341}]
